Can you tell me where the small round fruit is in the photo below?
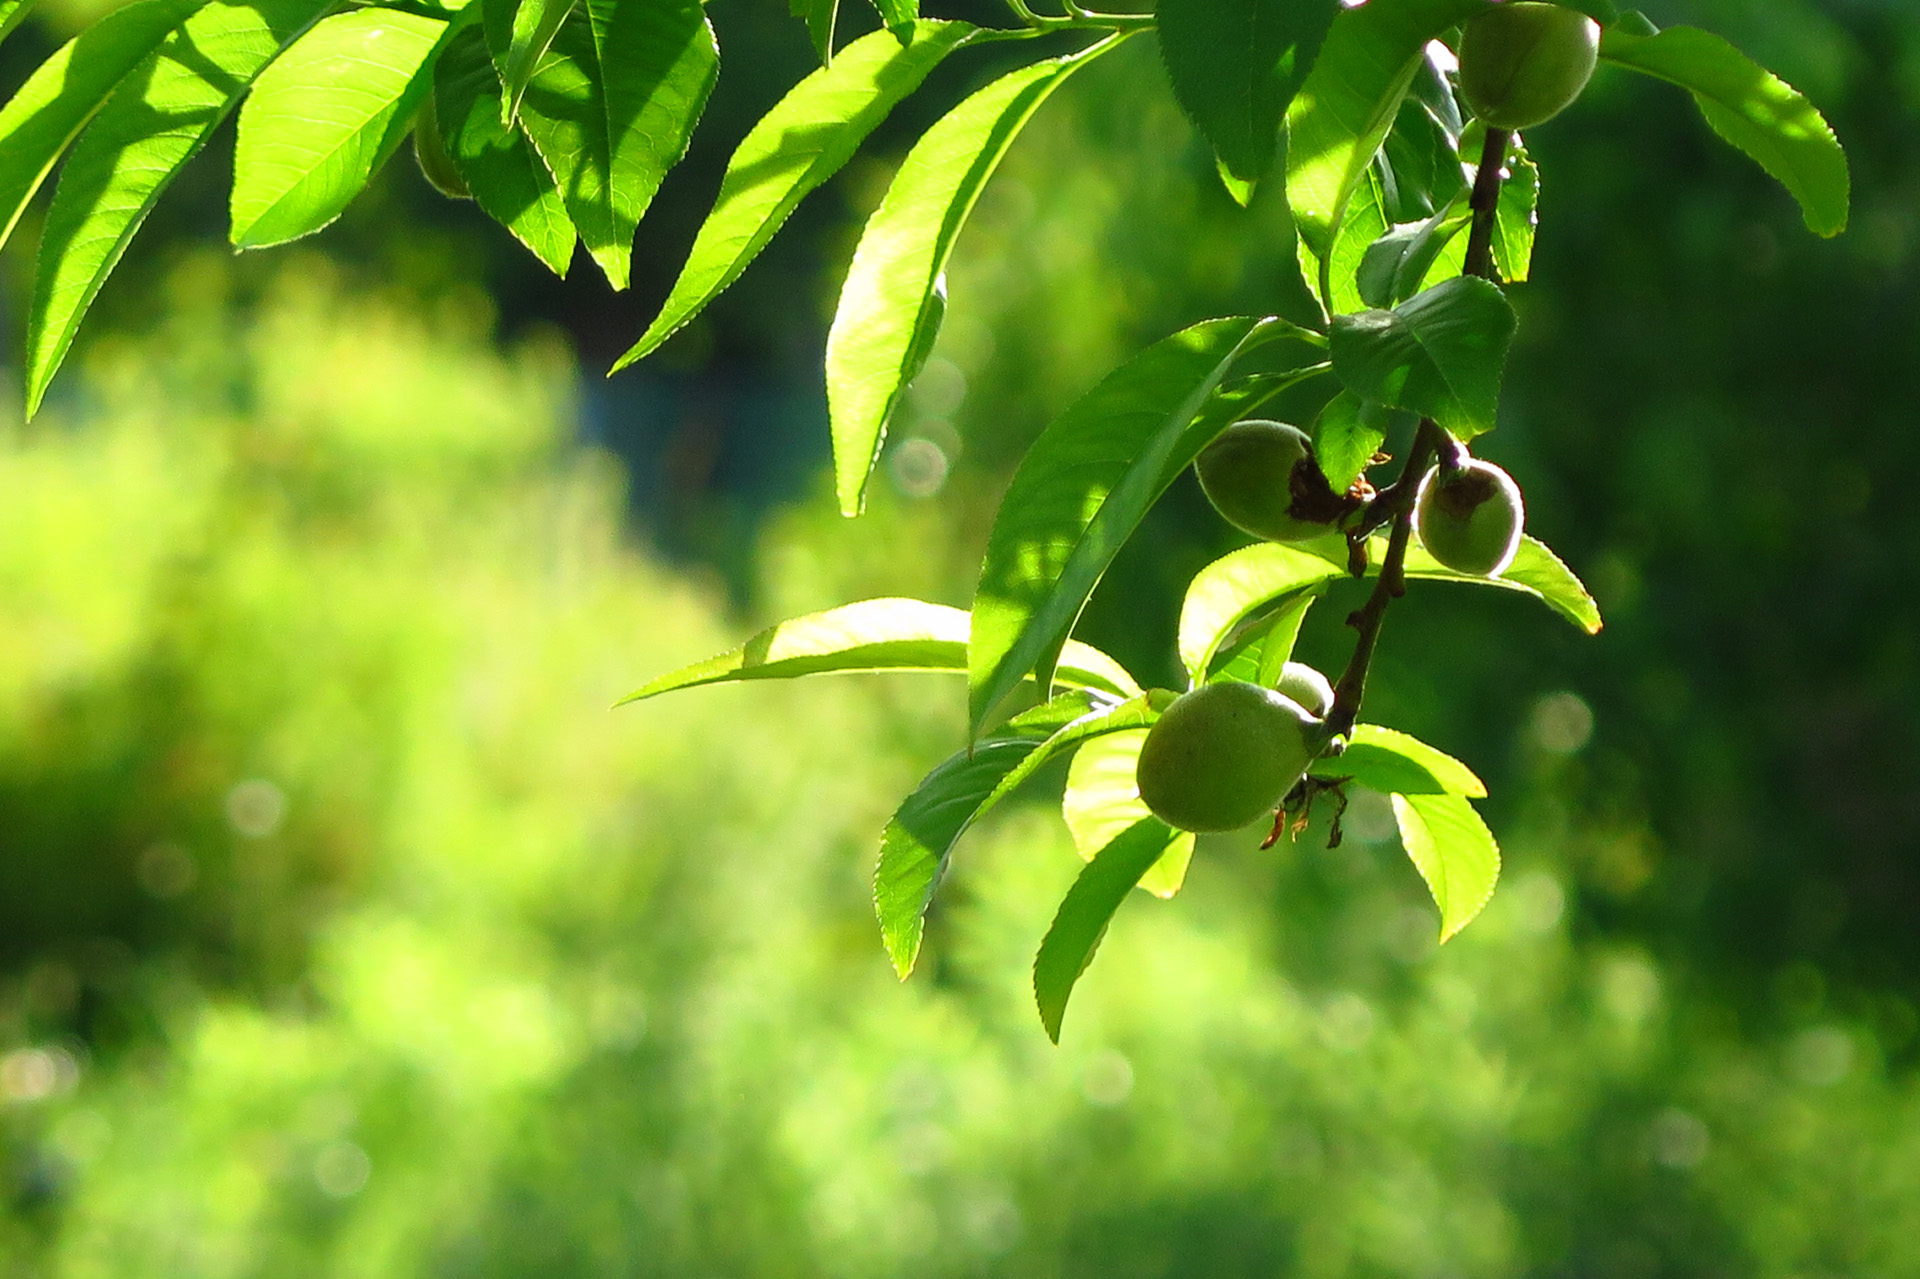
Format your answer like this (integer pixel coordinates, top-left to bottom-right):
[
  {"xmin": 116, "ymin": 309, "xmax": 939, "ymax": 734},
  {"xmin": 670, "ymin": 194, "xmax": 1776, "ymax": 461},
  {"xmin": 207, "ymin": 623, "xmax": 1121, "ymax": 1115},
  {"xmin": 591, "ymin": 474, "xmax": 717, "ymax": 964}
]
[
  {"xmin": 412, "ymin": 96, "xmax": 471, "ymax": 200},
  {"xmin": 1273, "ymin": 661, "xmax": 1335, "ymax": 718},
  {"xmin": 1415, "ymin": 458, "xmax": 1525, "ymax": 577},
  {"xmin": 1195, "ymin": 420, "xmax": 1333, "ymax": 543},
  {"xmin": 1457, "ymin": 2, "xmax": 1600, "ymax": 132},
  {"xmin": 1136, "ymin": 681, "xmax": 1323, "ymax": 833}
]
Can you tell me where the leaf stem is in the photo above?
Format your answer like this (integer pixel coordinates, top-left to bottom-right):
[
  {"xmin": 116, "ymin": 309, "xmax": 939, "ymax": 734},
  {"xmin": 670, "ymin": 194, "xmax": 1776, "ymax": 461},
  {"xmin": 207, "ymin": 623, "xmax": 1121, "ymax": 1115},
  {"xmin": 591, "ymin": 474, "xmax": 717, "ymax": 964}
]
[
  {"xmin": 1326, "ymin": 129, "xmax": 1508, "ymax": 739},
  {"xmin": 1000, "ymin": 0, "xmax": 1154, "ymax": 32}
]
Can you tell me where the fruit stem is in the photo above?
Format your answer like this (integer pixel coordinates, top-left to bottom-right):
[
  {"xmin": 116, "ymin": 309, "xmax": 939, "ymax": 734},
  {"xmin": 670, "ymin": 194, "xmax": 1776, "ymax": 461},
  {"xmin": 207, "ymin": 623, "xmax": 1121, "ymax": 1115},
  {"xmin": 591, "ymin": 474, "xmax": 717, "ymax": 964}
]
[{"xmin": 1328, "ymin": 129, "xmax": 1509, "ymax": 739}]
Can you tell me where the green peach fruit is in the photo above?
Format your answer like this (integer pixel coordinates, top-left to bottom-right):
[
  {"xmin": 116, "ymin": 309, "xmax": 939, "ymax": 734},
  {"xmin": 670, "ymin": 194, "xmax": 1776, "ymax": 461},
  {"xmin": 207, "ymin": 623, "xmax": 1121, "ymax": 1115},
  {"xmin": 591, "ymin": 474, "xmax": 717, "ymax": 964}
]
[
  {"xmin": 1414, "ymin": 457, "xmax": 1525, "ymax": 577},
  {"xmin": 1457, "ymin": 2, "xmax": 1600, "ymax": 132},
  {"xmin": 1136, "ymin": 681, "xmax": 1323, "ymax": 833},
  {"xmin": 1195, "ymin": 420, "xmax": 1335, "ymax": 544}
]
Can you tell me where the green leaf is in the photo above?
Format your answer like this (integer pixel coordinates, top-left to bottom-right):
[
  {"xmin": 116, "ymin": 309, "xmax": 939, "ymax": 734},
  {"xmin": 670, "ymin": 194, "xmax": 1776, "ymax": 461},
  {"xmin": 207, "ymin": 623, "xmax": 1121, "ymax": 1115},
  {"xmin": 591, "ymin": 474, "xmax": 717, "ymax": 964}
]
[
  {"xmin": 518, "ymin": 1, "xmax": 717, "ymax": 290},
  {"xmin": 230, "ymin": 8, "xmax": 454, "ymax": 248},
  {"xmin": 1310, "ymin": 724, "xmax": 1485, "ymax": 797},
  {"xmin": 826, "ymin": 35, "xmax": 1124, "ymax": 516},
  {"xmin": 868, "ymin": 0, "xmax": 914, "ymax": 27},
  {"xmin": 1403, "ymin": 533, "xmax": 1602, "ymax": 634},
  {"xmin": 0, "ymin": 0, "xmax": 41, "ymax": 52},
  {"xmin": 1033, "ymin": 817, "xmax": 1172, "ymax": 1042},
  {"xmin": 618, "ymin": 597, "xmax": 1141, "ymax": 704},
  {"xmin": 1377, "ymin": 96, "xmax": 1464, "ymax": 223},
  {"xmin": 967, "ymin": 315, "xmax": 1312, "ymax": 735},
  {"xmin": 434, "ymin": 26, "xmax": 576, "ymax": 275},
  {"xmin": 1177, "ymin": 539, "xmax": 1347, "ymax": 686},
  {"xmin": 789, "ymin": 0, "xmax": 838, "ymax": 64},
  {"xmin": 1205, "ymin": 589, "xmax": 1315, "ymax": 686},
  {"xmin": 1356, "ymin": 207, "xmax": 1469, "ymax": 310},
  {"xmin": 0, "ymin": 0, "xmax": 203, "ymax": 256},
  {"xmin": 1157, "ymin": 0, "xmax": 1338, "ymax": 189},
  {"xmin": 483, "ymin": 0, "xmax": 573, "ymax": 127},
  {"xmin": 971, "ymin": 693, "xmax": 1161, "ymax": 824},
  {"xmin": 25, "ymin": 0, "xmax": 333, "ymax": 418},
  {"xmin": 1285, "ymin": 0, "xmax": 1485, "ymax": 301},
  {"xmin": 1330, "ymin": 275, "xmax": 1515, "ymax": 440},
  {"xmin": 1599, "ymin": 25, "xmax": 1847, "ymax": 237},
  {"xmin": 1312, "ymin": 389, "xmax": 1404, "ymax": 491},
  {"xmin": 614, "ymin": 21, "xmax": 976, "ymax": 372},
  {"xmin": 1062, "ymin": 729, "xmax": 1195, "ymax": 899},
  {"xmin": 1391, "ymin": 792, "xmax": 1499, "ymax": 942},
  {"xmin": 1491, "ymin": 137, "xmax": 1539, "ymax": 284}
]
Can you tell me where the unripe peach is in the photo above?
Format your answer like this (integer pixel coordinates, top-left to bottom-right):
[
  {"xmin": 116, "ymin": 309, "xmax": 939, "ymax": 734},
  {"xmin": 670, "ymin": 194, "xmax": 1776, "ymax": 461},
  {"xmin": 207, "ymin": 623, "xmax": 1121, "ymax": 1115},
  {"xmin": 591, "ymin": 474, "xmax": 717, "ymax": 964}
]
[
  {"xmin": 1136, "ymin": 681, "xmax": 1323, "ymax": 833},
  {"xmin": 1457, "ymin": 2, "xmax": 1600, "ymax": 132},
  {"xmin": 1414, "ymin": 458, "xmax": 1525, "ymax": 577},
  {"xmin": 1195, "ymin": 420, "xmax": 1336, "ymax": 544}
]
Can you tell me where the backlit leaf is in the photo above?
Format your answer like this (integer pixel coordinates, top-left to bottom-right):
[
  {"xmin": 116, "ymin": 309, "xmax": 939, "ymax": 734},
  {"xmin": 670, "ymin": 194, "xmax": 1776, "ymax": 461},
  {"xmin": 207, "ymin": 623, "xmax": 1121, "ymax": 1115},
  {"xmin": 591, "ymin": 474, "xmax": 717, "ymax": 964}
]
[
  {"xmin": 1310, "ymin": 724, "xmax": 1486, "ymax": 797},
  {"xmin": 1061, "ymin": 729, "xmax": 1194, "ymax": 899},
  {"xmin": 484, "ymin": 0, "xmax": 573, "ymax": 126},
  {"xmin": 1403, "ymin": 534, "xmax": 1602, "ymax": 634},
  {"xmin": 1330, "ymin": 275, "xmax": 1515, "ymax": 439},
  {"xmin": 1177, "ymin": 539, "xmax": 1346, "ymax": 685},
  {"xmin": 1033, "ymin": 817, "xmax": 1173, "ymax": 1042},
  {"xmin": 1391, "ymin": 792, "xmax": 1500, "ymax": 941},
  {"xmin": 789, "ymin": 0, "xmax": 837, "ymax": 64}
]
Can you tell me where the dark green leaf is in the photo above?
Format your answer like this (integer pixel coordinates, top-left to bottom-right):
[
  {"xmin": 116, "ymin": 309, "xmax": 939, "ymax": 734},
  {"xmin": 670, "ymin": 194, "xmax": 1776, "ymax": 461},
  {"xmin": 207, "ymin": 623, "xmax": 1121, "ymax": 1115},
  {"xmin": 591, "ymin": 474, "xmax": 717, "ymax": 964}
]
[
  {"xmin": 868, "ymin": 0, "xmax": 914, "ymax": 27},
  {"xmin": 1491, "ymin": 137, "xmax": 1539, "ymax": 284},
  {"xmin": 26, "ymin": 0, "xmax": 333, "ymax": 418},
  {"xmin": 1285, "ymin": 0, "xmax": 1485, "ymax": 303},
  {"xmin": 618, "ymin": 21, "xmax": 975, "ymax": 370},
  {"xmin": 0, "ymin": 0, "xmax": 40, "ymax": 51},
  {"xmin": 435, "ymin": 26, "xmax": 576, "ymax": 275},
  {"xmin": 1599, "ymin": 24, "xmax": 1847, "ymax": 237},
  {"xmin": 1330, "ymin": 275, "xmax": 1515, "ymax": 440},
  {"xmin": 968, "ymin": 316, "xmax": 1319, "ymax": 735},
  {"xmin": 0, "ymin": 0, "xmax": 202, "ymax": 256},
  {"xmin": 618, "ymin": 597, "xmax": 1141, "ymax": 704},
  {"xmin": 1157, "ymin": 0, "xmax": 1338, "ymax": 189},
  {"xmin": 1033, "ymin": 817, "xmax": 1171, "ymax": 1042},
  {"xmin": 827, "ymin": 36, "xmax": 1124, "ymax": 516},
  {"xmin": 1310, "ymin": 724, "xmax": 1486, "ymax": 797},
  {"xmin": 1377, "ymin": 97, "xmax": 1464, "ymax": 223},
  {"xmin": 1312, "ymin": 390, "xmax": 1404, "ymax": 491},
  {"xmin": 1356, "ymin": 206, "xmax": 1469, "ymax": 309},
  {"xmin": 230, "ymin": 8, "xmax": 456, "ymax": 248},
  {"xmin": 483, "ymin": 0, "xmax": 573, "ymax": 126},
  {"xmin": 789, "ymin": 0, "xmax": 837, "ymax": 64},
  {"xmin": 1564, "ymin": 0, "xmax": 1619, "ymax": 26},
  {"xmin": 1392, "ymin": 792, "xmax": 1499, "ymax": 941}
]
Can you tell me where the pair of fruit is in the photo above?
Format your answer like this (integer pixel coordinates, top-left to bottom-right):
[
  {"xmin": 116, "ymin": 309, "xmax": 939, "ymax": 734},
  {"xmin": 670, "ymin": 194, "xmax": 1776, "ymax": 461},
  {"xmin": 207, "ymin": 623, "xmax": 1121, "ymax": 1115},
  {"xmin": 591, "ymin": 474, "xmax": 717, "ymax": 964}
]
[{"xmin": 1197, "ymin": 420, "xmax": 1525, "ymax": 578}]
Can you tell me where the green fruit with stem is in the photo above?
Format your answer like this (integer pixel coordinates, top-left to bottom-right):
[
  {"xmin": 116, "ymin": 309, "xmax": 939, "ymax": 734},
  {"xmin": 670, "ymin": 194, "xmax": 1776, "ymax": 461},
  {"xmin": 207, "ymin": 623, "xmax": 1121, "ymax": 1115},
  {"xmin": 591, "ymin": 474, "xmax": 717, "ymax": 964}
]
[
  {"xmin": 1457, "ymin": 2, "xmax": 1601, "ymax": 132},
  {"xmin": 1136, "ymin": 681, "xmax": 1325, "ymax": 833},
  {"xmin": 412, "ymin": 94, "xmax": 471, "ymax": 201},
  {"xmin": 1273, "ymin": 661, "xmax": 1335, "ymax": 718},
  {"xmin": 1415, "ymin": 457, "xmax": 1526, "ymax": 577},
  {"xmin": 1195, "ymin": 420, "xmax": 1335, "ymax": 543}
]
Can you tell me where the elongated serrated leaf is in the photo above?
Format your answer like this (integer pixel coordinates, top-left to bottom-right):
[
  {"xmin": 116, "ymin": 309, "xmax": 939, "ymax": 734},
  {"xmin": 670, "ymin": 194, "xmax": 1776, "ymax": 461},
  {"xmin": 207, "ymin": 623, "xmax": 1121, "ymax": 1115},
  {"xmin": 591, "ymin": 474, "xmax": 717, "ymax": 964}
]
[
  {"xmin": 434, "ymin": 26, "xmax": 575, "ymax": 274},
  {"xmin": 1177, "ymin": 540, "xmax": 1347, "ymax": 685},
  {"xmin": 1403, "ymin": 533, "xmax": 1601, "ymax": 634},
  {"xmin": 485, "ymin": 0, "xmax": 573, "ymax": 126},
  {"xmin": 1311, "ymin": 724, "xmax": 1485, "ymax": 797},
  {"xmin": 1033, "ymin": 817, "xmax": 1171, "ymax": 1042},
  {"xmin": 1391, "ymin": 792, "xmax": 1499, "ymax": 941},
  {"xmin": 1600, "ymin": 25, "xmax": 1846, "ymax": 237},
  {"xmin": 25, "ymin": 0, "xmax": 332, "ymax": 418},
  {"xmin": 968, "ymin": 316, "xmax": 1315, "ymax": 735},
  {"xmin": 827, "ymin": 36, "xmax": 1122, "ymax": 516},
  {"xmin": 519, "ymin": 2, "xmax": 716, "ymax": 290},
  {"xmin": 230, "ymin": 8, "xmax": 452, "ymax": 248},
  {"xmin": 0, "ymin": 0, "xmax": 202, "ymax": 257},
  {"xmin": 1491, "ymin": 139, "xmax": 1538, "ymax": 284},
  {"xmin": 1061, "ymin": 729, "xmax": 1194, "ymax": 899},
  {"xmin": 790, "ymin": 0, "xmax": 837, "ymax": 64},
  {"xmin": 868, "ymin": 0, "xmax": 913, "ymax": 27},
  {"xmin": 1330, "ymin": 275, "xmax": 1515, "ymax": 439},
  {"xmin": 614, "ymin": 21, "xmax": 975, "ymax": 371},
  {"xmin": 1285, "ymin": 0, "xmax": 1485, "ymax": 300},
  {"xmin": 1157, "ymin": 0, "xmax": 1338, "ymax": 189},
  {"xmin": 971, "ymin": 692, "xmax": 1162, "ymax": 826},
  {"xmin": 1356, "ymin": 206, "xmax": 1469, "ymax": 310},
  {"xmin": 619, "ymin": 597, "xmax": 1140, "ymax": 704}
]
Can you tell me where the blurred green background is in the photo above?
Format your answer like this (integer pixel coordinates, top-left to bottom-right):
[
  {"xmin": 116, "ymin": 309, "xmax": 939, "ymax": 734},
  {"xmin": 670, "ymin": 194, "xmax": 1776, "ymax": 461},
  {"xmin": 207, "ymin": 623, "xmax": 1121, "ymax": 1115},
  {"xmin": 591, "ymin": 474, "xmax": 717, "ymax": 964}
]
[{"xmin": 1, "ymin": 0, "xmax": 1918, "ymax": 1274}]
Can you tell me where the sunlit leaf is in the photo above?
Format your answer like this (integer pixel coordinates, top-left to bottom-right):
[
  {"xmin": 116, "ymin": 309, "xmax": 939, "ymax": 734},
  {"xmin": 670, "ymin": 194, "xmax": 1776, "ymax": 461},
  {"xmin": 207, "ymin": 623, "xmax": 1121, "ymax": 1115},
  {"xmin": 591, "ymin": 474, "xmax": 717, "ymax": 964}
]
[
  {"xmin": 1156, "ymin": 0, "xmax": 1338, "ymax": 190},
  {"xmin": 1033, "ymin": 817, "xmax": 1173, "ymax": 1042},
  {"xmin": 1330, "ymin": 275, "xmax": 1515, "ymax": 440},
  {"xmin": 483, "ymin": 0, "xmax": 573, "ymax": 126},
  {"xmin": 619, "ymin": 597, "xmax": 1141, "ymax": 704},
  {"xmin": 1061, "ymin": 729, "xmax": 1194, "ymax": 899},
  {"xmin": 25, "ymin": 0, "xmax": 333, "ymax": 418},
  {"xmin": 1403, "ymin": 534, "xmax": 1602, "ymax": 634},
  {"xmin": 1492, "ymin": 137, "xmax": 1539, "ymax": 283},
  {"xmin": 827, "ymin": 35, "xmax": 1124, "ymax": 516},
  {"xmin": 868, "ymin": 0, "xmax": 914, "ymax": 27},
  {"xmin": 0, "ymin": 0, "xmax": 41, "ymax": 54},
  {"xmin": 1310, "ymin": 724, "xmax": 1486, "ymax": 797},
  {"xmin": 1391, "ymin": 792, "xmax": 1500, "ymax": 941},
  {"xmin": 1312, "ymin": 389, "xmax": 1405, "ymax": 491},
  {"xmin": 968, "ymin": 316, "xmax": 1317, "ymax": 735},
  {"xmin": 1600, "ymin": 24, "xmax": 1847, "ymax": 237},
  {"xmin": 971, "ymin": 693, "xmax": 1162, "ymax": 826},
  {"xmin": 1285, "ymin": 0, "xmax": 1486, "ymax": 302},
  {"xmin": 789, "ymin": 0, "xmax": 837, "ymax": 64},
  {"xmin": 434, "ymin": 25, "xmax": 576, "ymax": 275},
  {"xmin": 230, "ymin": 8, "xmax": 453, "ymax": 248},
  {"xmin": 1177, "ymin": 540, "xmax": 1346, "ymax": 686},
  {"xmin": 1356, "ymin": 207, "xmax": 1469, "ymax": 310},
  {"xmin": 0, "ymin": 0, "xmax": 202, "ymax": 256},
  {"xmin": 615, "ymin": 20, "xmax": 976, "ymax": 371}
]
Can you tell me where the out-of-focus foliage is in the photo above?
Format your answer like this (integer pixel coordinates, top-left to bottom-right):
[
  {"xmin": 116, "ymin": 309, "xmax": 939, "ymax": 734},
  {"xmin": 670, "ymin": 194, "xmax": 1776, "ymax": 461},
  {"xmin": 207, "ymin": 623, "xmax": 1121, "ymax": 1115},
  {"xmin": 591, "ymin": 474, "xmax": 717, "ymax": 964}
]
[{"xmin": 0, "ymin": 254, "xmax": 1915, "ymax": 1277}]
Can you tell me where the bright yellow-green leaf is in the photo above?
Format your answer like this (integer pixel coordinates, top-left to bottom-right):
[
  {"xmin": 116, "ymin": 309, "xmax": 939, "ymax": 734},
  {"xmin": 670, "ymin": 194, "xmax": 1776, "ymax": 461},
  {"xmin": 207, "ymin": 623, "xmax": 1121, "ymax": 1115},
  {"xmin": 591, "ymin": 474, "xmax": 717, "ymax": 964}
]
[{"xmin": 1391, "ymin": 792, "xmax": 1500, "ymax": 942}]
